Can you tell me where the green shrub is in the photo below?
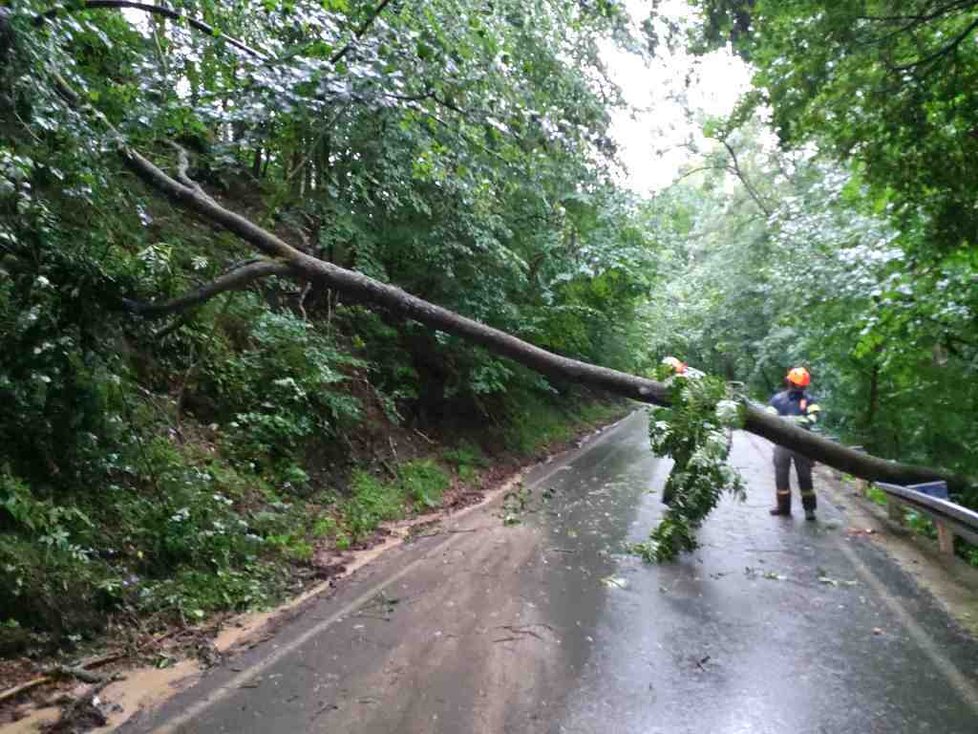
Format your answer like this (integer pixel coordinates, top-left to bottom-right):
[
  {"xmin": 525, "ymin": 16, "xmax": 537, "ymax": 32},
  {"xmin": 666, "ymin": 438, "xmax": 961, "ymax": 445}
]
[
  {"xmin": 505, "ymin": 394, "xmax": 574, "ymax": 453},
  {"xmin": 399, "ymin": 459, "xmax": 450, "ymax": 509},
  {"xmin": 341, "ymin": 470, "xmax": 406, "ymax": 541},
  {"xmin": 441, "ymin": 442, "xmax": 488, "ymax": 482}
]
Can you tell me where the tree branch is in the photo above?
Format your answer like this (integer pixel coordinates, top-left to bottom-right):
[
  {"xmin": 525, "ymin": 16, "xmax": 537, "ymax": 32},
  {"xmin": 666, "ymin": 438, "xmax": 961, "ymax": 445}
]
[
  {"xmin": 720, "ymin": 139, "xmax": 772, "ymax": 217},
  {"xmin": 329, "ymin": 0, "xmax": 394, "ymax": 64},
  {"xmin": 894, "ymin": 14, "xmax": 978, "ymax": 71},
  {"xmin": 36, "ymin": 1, "xmax": 266, "ymax": 60},
  {"xmin": 123, "ymin": 260, "xmax": 293, "ymax": 318}
]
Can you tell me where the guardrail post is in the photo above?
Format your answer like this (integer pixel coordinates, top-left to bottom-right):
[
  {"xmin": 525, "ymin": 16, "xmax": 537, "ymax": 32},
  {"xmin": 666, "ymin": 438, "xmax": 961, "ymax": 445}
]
[{"xmin": 936, "ymin": 522, "xmax": 954, "ymax": 555}]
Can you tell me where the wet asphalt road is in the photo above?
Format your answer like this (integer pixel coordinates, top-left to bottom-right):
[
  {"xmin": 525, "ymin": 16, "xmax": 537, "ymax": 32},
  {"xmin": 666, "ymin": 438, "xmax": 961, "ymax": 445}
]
[{"xmin": 123, "ymin": 411, "xmax": 978, "ymax": 733}]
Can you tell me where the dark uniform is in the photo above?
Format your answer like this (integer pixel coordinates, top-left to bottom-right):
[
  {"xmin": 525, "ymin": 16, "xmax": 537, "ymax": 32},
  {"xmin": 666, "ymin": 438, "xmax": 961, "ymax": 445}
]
[{"xmin": 767, "ymin": 388, "xmax": 820, "ymax": 517}]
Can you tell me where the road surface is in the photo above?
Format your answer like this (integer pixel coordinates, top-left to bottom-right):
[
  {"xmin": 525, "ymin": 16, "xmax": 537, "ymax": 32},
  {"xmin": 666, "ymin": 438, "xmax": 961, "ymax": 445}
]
[{"xmin": 123, "ymin": 410, "xmax": 978, "ymax": 733}]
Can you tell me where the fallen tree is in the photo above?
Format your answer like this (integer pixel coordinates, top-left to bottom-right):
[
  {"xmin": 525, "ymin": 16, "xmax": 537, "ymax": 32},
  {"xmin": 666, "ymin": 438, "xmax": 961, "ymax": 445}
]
[{"xmin": 115, "ymin": 144, "xmax": 973, "ymax": 494}]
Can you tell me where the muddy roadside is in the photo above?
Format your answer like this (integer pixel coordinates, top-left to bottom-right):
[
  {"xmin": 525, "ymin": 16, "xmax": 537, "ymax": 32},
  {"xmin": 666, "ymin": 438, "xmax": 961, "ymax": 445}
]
[{"xmin": 0, "ymin": 408, "xmax": 634, "ymax": 733}]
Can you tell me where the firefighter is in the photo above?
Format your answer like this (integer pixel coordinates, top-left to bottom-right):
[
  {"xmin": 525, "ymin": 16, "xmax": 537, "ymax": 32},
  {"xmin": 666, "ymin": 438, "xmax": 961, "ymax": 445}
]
[
  {"xmin": 765, "ymin": 367, "xmax": 821, "ymax": 520},
  {"xmin": 661, "ymin": 355, "xmax": 688, "ymax": 375},
  {"xmin": 661, "ymin": 356, "xmax": 705, "ymax": 379}
]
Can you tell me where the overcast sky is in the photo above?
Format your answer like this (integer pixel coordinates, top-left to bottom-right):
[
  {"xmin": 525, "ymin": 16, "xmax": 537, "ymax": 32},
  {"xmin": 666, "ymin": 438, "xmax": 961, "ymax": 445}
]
[{"xmin": 601, "ymin": 0, "xmax": 752, "ymax": 193}]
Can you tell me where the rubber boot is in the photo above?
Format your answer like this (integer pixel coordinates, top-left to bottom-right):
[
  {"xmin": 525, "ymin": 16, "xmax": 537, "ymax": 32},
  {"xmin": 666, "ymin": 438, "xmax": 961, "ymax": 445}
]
[
  {"xmin": 769, "ymin": 489, "xmax": 791, "ymax": 516},
  {"xmin": 801, "ymin": 490, "xmax": 817, "ymax": 521}
]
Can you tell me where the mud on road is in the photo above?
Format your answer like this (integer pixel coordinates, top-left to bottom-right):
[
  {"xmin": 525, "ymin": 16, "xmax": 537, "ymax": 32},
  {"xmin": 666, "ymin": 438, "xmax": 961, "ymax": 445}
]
[{"xmin": 118, "ymin": 411, "xmax": 978, "ymax": 733}]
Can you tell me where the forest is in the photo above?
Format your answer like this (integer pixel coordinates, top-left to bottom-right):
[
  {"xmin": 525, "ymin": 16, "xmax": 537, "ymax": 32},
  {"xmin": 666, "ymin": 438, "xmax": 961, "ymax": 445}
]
[{"xmin": 1, "ymin": 0, "xmax": 977, "ymax": 656}]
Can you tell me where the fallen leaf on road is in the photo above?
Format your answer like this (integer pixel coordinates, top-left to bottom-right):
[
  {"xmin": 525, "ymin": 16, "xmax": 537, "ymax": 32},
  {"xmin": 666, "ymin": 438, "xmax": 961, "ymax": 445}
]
[
  {"xmin": 601, "ymin": 575, "xmax": 629, "ymax": 590},
  {"xmin": 846, "ymin": 528, "xmax": 877, "ymax": 537}
]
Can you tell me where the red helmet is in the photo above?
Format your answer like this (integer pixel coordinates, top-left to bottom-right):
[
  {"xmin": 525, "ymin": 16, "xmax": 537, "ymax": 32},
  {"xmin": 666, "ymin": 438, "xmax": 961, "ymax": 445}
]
[
  {"xmin": 786, "ymin": 367, "xmax": 811, "ymax": 387},
  {"xmin": 662, "ymin": 356, "xmax": 687, "ymax": 375}
]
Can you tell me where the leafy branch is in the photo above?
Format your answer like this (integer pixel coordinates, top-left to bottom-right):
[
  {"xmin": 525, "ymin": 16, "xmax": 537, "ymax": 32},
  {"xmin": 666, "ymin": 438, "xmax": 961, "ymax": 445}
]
[{"xmin": 633, "ymin": 375, "xmax": 744, "ymax": 562}]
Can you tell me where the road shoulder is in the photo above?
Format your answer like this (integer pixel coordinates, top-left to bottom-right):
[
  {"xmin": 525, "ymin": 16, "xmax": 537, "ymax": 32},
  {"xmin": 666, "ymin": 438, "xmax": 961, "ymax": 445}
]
[{"xmin": 815, "ymin": 462, "xmax": 978, "ymax": 637}]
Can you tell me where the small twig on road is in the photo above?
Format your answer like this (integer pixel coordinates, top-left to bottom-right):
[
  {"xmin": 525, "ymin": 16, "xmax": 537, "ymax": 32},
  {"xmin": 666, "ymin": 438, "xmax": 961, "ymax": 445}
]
[
  {"xmin": 493, "ymin": 622, "xmax": 555, "ymax": 642},
  {"xmin": 312, "ymin": 701, "xmax": 339, "ymax": 720}
]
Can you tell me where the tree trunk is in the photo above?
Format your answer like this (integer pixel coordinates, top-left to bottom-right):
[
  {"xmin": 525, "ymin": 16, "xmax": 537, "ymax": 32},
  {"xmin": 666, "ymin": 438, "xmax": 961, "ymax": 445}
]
[{"xmin": 120, "ymin": 146, "xmax": 975, "ymax": 495}]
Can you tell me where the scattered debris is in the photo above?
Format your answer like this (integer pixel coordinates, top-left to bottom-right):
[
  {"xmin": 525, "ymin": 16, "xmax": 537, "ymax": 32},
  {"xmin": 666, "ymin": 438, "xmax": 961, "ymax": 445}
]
[
  {"xmin": 694, "ymin": 655, "xmax": 711, "ymax": 671},
  {"xmin": 0, "ymin": 651, "xmax": 125, "ymax": 705},
  {"xmin": 45, "ymin": 669, "xmax": 123, "ymax": 733},
  {"xmin": 872, "ymin": 627, "xmax": 885, "ymax": 636},
  {"xmin": 601, "ymin": 575, "xmax": 629, "ymax": 590},
  {"xmin": 312, "ymin": 701, "xmax": 339, "ymax": 720},
  {"xmin": 817, "ymin": 576, "xmax": 858, "ymax": 588},
  {"xmin": 357, "ymin": 592, "xmax": 401, "ymax": 621},
  {"xmin": 745, "ymin": 566, "xmax": 785, "ymax": 581},
  {"xmin": 501, "ymin": 485, "xmax": 534, "ymax": 525},
  {"xmin": 49, "ymin": 665, "xmax": 110, "ymax": 685}
]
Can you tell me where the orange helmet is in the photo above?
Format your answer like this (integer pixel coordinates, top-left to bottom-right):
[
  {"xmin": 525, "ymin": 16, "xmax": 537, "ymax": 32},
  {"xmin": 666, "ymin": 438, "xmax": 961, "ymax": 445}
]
[
  {"xmin": 662, "ymin": 356, "xmax": 687, "ymax": 375},
  {"xmin": 786, "ymin": 367, "xmax": 811, "ymax": 387}
]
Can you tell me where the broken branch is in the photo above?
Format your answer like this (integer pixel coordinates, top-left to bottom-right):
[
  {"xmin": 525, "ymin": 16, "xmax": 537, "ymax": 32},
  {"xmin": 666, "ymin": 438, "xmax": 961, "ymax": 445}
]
[{"xmin": 123, "ymin": 260, "xmax": 293, "ymax": 318}]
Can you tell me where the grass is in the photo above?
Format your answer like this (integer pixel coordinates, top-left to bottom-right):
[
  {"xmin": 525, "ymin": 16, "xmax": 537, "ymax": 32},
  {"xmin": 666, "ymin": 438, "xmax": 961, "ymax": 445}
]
[
  {"xmin": 505, "ymin": 393, "xmax": 627, "ymax": 454},
  {"xmin": 863, "ymin": 482, "xmax": 943, "ymax": 545},
  {"xmin": 441, "ymin": 442, "xmax": 488, "ymax": 482},
  {"xmin": 339, "ymin": 459, "xmax": 451, "ymax": 542}
]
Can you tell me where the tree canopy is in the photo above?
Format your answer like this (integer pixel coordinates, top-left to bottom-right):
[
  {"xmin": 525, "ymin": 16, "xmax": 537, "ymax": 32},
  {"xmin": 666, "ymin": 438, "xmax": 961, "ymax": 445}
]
[{"xmin": 2, "ymin": 0, "xmax": 977, "ymax": 651}]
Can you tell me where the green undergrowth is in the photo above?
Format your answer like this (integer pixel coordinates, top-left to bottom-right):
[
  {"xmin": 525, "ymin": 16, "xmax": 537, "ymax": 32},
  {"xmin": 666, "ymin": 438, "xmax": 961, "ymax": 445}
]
[
  {"xmin": 0, "ymin": 385, "xmax": 623, "ymax": 657},
  {"xmin": 505, "ymin": 389, "xmax": 627, "ymax": 454}
]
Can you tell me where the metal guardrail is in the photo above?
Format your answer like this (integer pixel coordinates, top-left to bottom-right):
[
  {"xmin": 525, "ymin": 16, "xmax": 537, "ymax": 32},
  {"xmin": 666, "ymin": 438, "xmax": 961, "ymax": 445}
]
[{"xmin": 869, "ymin": 480, "xmax": 978, "ymax": 556}]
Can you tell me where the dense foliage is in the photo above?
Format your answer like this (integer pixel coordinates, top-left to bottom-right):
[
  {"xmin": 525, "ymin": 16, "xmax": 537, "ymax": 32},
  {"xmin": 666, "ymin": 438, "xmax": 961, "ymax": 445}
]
[
  {"xmin": 656, "ymin": 2, "xmax": 978, "ymax": 502},
  {"xmin": 644, "ymin": 116, "xmax": 978, "ymax": 506},
  {"xmin": 2, "ymin": 0, "xmax": 977, "ymax": 653},
  {"xmin": 0, "ymin": 0, "xmax": 651, "ymax": 649}
]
